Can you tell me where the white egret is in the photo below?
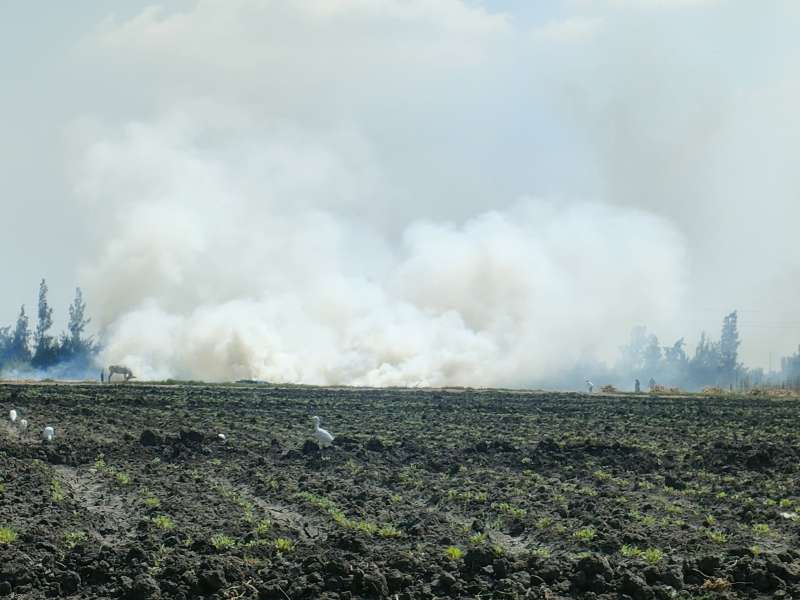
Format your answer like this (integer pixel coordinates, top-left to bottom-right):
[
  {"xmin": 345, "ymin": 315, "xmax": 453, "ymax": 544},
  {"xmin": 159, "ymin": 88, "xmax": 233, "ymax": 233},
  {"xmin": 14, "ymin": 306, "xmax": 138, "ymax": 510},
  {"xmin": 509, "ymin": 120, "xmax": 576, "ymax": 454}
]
[
  {"xmin": 43, "ymin": 426, "xmax": 55, "ymax": 442},
  {"xmin": 9, "ymin": 409, "xmax": 17, "ymax": 423},
  {"xmin": 585, "ymin": 379, "xmax": 594, "ymax": 393},
  {"xmin": 19, "ymin": 419, "xmax": 28, "ymax": 431},
  {"xmin": 312, "ymin": 416, "xmax": 334, "ymax": 458}
]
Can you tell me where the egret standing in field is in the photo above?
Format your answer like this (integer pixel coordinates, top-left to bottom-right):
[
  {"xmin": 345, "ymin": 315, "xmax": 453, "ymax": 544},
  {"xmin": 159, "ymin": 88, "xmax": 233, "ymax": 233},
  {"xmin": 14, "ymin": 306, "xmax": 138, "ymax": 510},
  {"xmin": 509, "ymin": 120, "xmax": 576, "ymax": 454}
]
[
  {"xmin": 9, "ymin": 409, "xmax": 18, "ymax": 424},
  {"xmin": 312, "ymin": 416, "xmax": 334, "ymax": 459},
  {"xmin": 42, "ymin": 426, "xmax": 55, "ymax": 442},
  {"xmin": 585, "ymin": 379, "xmax": 594, "ymax": 394},
  {"xmin": 19, "ymin": 419, "xmax": 28, "ymax": 431}
]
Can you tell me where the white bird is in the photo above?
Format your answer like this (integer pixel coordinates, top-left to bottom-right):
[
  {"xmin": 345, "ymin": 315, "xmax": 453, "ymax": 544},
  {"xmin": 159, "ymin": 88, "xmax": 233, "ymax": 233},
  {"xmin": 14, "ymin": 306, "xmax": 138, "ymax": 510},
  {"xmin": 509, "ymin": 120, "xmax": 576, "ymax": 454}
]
[
  {"xmin": 42, "ymin": 426, "xmax": 55, "ymax": 442},
  {"xmin": 218, "ymin": 433, "xmax": 227, "ymax": 442},
  {"xmin": 585, "ymin": 379, "xmax": 594, "ymax": 393},
  {"xmin": 312, "ymin": 416, "xmax": 334, "ymax": 449},
  {"xmin": 9, "ymin": 409, "xmax": 18, "ymax": 423},
  {"xmin": 18, "ymin": 419, "xmax": 28, "ymax": 431}
]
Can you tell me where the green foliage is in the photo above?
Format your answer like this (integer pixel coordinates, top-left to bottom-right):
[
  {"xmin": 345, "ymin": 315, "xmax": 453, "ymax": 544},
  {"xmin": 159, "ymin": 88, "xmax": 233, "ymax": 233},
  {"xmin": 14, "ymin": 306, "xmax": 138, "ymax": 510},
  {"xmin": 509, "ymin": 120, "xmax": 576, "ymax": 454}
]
[
  {"xmin": 63, "ymin": 531, "xmax": 87, "ymax": 549},
  {"xmin": 211, "ymin": 534, "xmax": 236, "ymax": 551},
  {"xmin": 274, "ymin": 538, "xmax": 295, "ymax": 553},
  {"xmin": 643, "ymin": 548, "xmax": 663, "ymax": 564},
  {"xmin": 143, "ymin": 496, "xmax": 161, "ymax": 508},
  {"xmin": 752, "ymin": 523, "xmax": 770, "ymax": 535},
  {"xmin": 530, "ymin": 546, "xmax": 551, "ymax": 559},
  {"xmin": 621, "ymin": 544, "xmax": 641, "ymax": 558},
  {"xmin": 0, "ymin": 527, "xmax": 18, "ymax": 544},
  {"xmin": 255, "ymin": 519, "xmax": 272, "ymax": 536},
  {"xmin": 445, "ymin": 546, "xmax": 464, "ymax": 560},
  {"xmin": 707, "ymin": 530, "xmax": 727, "ymax": 544},
  {"xmin": 573, "ymin": 527, "xmax": 596, "ymax": 542},
  {"xmin": 469, "ymin": 532, "xmax": 487, "ymax": 545},
  {"xmin": 152, "ymin": 515, "xmax": 175, "ymax": 531},
  {"xmin": 51, "ymin": 478, "xmax": 66, "ymax": 503},
  {"xmin": 377, "ymin": 525, "xmax": 402, "ymax": 538}
]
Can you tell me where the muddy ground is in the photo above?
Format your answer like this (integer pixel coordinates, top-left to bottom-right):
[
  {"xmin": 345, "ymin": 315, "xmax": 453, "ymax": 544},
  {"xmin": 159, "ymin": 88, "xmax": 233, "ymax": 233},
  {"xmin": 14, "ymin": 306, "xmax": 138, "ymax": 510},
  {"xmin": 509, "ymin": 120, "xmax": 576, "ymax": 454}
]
[{"xmin": 1, "ymin": 382, "xmax": 799, "ymax": 599}]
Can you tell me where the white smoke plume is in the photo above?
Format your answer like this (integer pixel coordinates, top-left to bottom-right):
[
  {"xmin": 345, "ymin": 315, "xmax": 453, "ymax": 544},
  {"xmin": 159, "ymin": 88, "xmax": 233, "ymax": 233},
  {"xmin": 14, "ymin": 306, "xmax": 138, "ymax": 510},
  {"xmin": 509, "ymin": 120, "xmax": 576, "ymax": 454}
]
[
  {"xmin": 56, "ymin": 0, "xmax": 800, "ymax": 386},
  {"xmin": 78, "ymin": 113, "xmax": 686, "ymax": 385}
]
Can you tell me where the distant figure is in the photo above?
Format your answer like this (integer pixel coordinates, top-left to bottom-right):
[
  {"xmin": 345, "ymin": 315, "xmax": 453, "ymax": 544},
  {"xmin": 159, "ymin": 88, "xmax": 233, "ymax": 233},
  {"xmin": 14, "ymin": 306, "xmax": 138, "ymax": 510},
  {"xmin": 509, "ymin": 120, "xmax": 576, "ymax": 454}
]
[
  {"xmin": 100, "ymin": 369, "xmax": 105, "ymax": 383},
  {"xmin": 585, "ymin": 379, "xmax": 594, "ymax": 394},
  {"xmin": 635, "ymin": 379, "xmax": 641, "ymax": 393},
  {"xmin": 108, "ymin": 365, "xmax": 135, "ymax": 382},
  {"xmin": 649, "ymin": 377, "xmax": 656, "ymax": 392}
]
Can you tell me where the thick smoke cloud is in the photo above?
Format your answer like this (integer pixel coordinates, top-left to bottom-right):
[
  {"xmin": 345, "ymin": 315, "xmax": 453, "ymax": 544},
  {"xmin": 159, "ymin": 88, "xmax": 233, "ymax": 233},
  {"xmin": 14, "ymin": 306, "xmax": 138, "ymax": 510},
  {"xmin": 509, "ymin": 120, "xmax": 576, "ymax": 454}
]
[
  {"xmin": 80, "ymin": 115, "xmax": 685, "ymax": 385},
  {"xmin": 48, "ymin": 0, "xmax": 797, "ymax": 384}
]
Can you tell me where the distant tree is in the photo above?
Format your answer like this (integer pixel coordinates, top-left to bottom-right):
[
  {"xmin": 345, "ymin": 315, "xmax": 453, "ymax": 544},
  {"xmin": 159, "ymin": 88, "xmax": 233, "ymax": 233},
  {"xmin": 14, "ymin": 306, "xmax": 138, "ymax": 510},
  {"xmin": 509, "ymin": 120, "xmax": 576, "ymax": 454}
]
[
  {"xmin": 618, "ymin": 325, "xmax": 650, "ymax": 373},
  {"xmin": 8, "ymin": 305, "xmax": 31, "ymax": 363},
  {"xmin": 719, "ymin": 310, "xmax": 740, "ymax": 385},
  {"xmin": 690, "ymin": 331, "xmax": 721, "ymax": 387},
  {"xmin": 664, "ymin": 338, "xmax": 688, "ymax": 366},
  {"xmin": 32, "ymin": 279, "xmax": 56, "ymax": 368},
  {"xmin": 58, "ymin": 288, "xmax": 95, "ymax": 365},
  {"xmin": 0, "ymin": 326, "xmax": 12, "ymax": 367},
  {"xmin": 643, "ymin": 334, "xmax": 663, "ymax": 376}
]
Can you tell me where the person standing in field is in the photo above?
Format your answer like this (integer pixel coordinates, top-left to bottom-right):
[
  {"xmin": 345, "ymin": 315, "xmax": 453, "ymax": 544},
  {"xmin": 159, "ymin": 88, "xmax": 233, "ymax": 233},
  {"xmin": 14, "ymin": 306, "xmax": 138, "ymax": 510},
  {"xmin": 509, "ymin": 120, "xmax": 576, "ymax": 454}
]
[{"xmin": 635, "ymin": 379, "xmax": 641, "ymax": 393}]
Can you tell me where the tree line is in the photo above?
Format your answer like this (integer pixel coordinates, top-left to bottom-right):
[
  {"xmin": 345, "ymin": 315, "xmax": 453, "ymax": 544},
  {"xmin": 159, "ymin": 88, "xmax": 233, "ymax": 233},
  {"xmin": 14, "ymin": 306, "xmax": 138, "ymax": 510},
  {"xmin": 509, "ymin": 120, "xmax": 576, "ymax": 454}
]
[
  {"xmin": 0, "ymin": 279, "xmax": 96, "ymax": 375},
  {"xmin": 616, "ymin": 310, "xmax": 744, "ymax": 390}
]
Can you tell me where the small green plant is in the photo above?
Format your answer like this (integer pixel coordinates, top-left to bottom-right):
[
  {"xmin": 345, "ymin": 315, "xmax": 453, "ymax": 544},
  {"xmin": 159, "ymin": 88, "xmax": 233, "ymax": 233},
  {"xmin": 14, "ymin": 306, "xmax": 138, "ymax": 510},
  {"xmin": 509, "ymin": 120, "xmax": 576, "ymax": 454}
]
[
  {"xmin": 274, "ymin": 538, "xmax": 295, "ymax": 553},
  {"xmin": 469, "ymin": 532, "xmax": 487, "ymax": 545},
  {"xmin": 211, "ymin": 534, "xmax": 236, "ymax": 551},
  {"xmin": 750, "ymin": 545, "xmax": 762, "ymax": 556},
  {"xmin": 593, "ymin": 469, "xmax": 611, "ymax": 481},
  {"xmin": 51, "ymin": 478, "xmax": 66, "ymax": 503},
  {"xmin": 377, "ymin": 525, "xmax": 402, "ymax": 538},
  {"xmin": 115, "ymin": 472, "xmax": 131, "ymax": 486},
  {"xmin": 63, "ymin": 531, "xmax": 87, "ymax": 549},
  {"xmin": 255, "ymin": 519, "xmax": 272, "ymax": 536},
  {"xmin": 152, "ymin": 515, "xmax": 175, "ymax": 531},
  {"xmin": 705, "ymin": 515, "xmax": 717, "ymax": 526},
  {"xmin": 535, "ymin": 516, "xmax": 553, "ymax": 529},
  {"xmin": 621, "ymin": 544, "xmax": 642, "ymax": 558},
  {"xmin": 0, "ymin": 483, "xmax": 6, "ymax": 493},
  {"xmin": 574, "ymin": 527, "xmax": 596, "ymax": 542},
  {"xmin": 389, "ymin": 494, "xmax": 402, "ymax": 504},
  {"xmin": 643, "ymin": 548, "xmax": 663, "ymax": 564},
  {"xmin": 779, "ymin": 498, "xmax": 793, "ymax": 509},
  {"xmin": 445, "ymin": 546, "xmax": 464, "ymax": 560},
  {"xmin": 491, "ymin": 544, "xmax": 505, "ymax": 557},
  {"xmin": 530, "ymin": 546, "xmax": 551, "ymax": 559},
  {"xmin": 0, "ymin": 527, "xmax": 18, "ymax": 544},
  {"xmin": 707, "ymin": 530, "xmax": 727, "ymax": 544},
  {"xmin": 143, "ymin": 496, "xmax": 161, "ymax": 508},
  {"xmin": 752, "ymin": 523, "xmax": 770, "ymax": 535}
]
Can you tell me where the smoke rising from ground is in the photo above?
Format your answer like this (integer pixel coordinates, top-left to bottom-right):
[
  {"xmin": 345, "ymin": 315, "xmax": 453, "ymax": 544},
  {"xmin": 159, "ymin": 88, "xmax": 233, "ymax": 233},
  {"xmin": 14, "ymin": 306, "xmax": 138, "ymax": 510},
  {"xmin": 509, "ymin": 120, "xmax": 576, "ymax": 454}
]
[
  {"xmin": 81, "ymin": 115, "xmax": 685, "ymax": 385},
  {"xmin": 6, "ymin": 0, "xmax": 791, "ymax": 385}
]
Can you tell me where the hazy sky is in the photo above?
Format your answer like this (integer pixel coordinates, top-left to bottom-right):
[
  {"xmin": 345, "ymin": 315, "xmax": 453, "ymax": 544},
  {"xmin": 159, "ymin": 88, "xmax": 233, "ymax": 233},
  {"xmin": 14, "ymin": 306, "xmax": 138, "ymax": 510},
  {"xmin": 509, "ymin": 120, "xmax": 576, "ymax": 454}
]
[{"xmin": 2, "ymin": 1, "xmax": 799, "ymax": 382}]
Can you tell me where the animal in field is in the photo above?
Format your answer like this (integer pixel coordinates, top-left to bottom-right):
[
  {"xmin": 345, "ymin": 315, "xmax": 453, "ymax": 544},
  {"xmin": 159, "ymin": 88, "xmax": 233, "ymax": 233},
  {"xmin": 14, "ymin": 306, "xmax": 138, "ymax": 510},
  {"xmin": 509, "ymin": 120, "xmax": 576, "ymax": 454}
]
[
  {"xmin": 108, "ymin": 365, "xmax": 136, "ymax": 382},
  {"xmin": 312, "ymin": 416, "xmax": 334, "ymax": 458}
]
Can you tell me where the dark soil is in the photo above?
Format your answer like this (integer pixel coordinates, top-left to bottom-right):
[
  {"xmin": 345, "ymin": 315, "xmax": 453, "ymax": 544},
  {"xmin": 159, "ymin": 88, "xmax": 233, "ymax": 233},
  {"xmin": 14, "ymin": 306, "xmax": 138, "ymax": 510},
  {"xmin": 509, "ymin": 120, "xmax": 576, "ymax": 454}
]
[{"xmin": 2, "ymin": 382, "xmax": 800, "ymax": 599}]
